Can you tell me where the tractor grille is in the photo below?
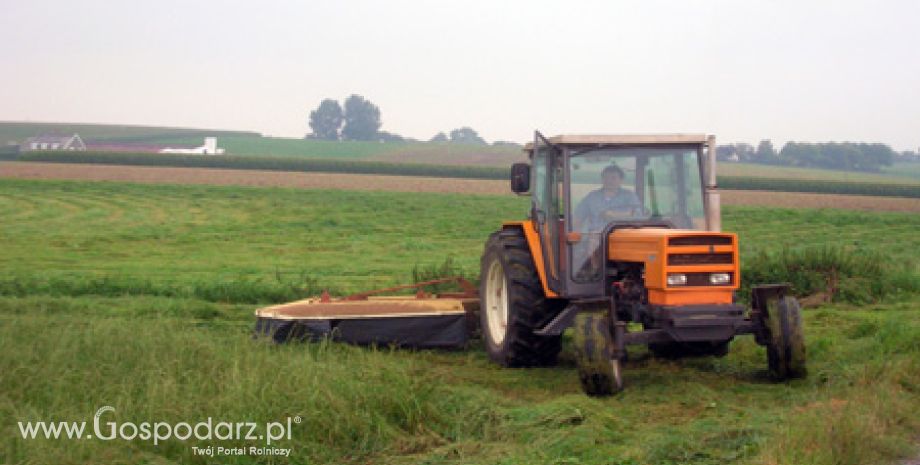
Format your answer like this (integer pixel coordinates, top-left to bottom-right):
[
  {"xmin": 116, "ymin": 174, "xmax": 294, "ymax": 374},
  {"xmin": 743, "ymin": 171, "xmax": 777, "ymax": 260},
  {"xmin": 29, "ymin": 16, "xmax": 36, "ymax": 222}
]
[
  {"xmin": 667, "ymin": 253, "xmax": 734, "ymax": 266},
  {"xmin": 668, "ymin": 236, "xmax": 733, "ymax": 246}
]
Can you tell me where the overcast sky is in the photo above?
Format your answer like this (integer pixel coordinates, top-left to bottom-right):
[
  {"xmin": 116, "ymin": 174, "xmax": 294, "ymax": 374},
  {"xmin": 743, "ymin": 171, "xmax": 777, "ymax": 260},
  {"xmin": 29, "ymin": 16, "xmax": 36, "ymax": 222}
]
[{"xmin": 1, "ymin": 0, "xmax": 918, "ymax": 149}]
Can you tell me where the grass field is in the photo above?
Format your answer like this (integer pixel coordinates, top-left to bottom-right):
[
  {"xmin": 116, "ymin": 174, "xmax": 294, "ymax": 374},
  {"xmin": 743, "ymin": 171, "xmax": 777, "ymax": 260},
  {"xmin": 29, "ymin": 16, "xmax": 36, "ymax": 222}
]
[
  {"xmin": 1, "ymin": 178, "xmax": 919, "ymax": 464},
  {"xmin": 0, "ymin": 121, "xmax": 256, "ymax": 144},
  {"xmin": 149, "ymin": 134, "xmax": 406, "ymax": 160}
]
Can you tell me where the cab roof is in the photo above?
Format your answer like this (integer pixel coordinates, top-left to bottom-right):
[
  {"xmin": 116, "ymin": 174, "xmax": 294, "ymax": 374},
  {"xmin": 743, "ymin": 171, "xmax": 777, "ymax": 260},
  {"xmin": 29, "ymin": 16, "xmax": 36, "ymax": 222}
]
[{"xmin": 523, "ymin": 134, "xmax": 709, "ymax": 151}]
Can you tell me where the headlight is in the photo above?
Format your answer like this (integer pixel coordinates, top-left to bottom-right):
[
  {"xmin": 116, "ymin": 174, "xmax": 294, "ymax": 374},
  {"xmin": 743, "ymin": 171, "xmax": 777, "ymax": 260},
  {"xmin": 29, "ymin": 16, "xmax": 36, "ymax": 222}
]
[
  {"xmin": 710, "ymin": 273, "xmax": 731, "ymax": 285},
  {"xmin": 667, "ymin": 274, "xmax": 687, "ymax": 286}
]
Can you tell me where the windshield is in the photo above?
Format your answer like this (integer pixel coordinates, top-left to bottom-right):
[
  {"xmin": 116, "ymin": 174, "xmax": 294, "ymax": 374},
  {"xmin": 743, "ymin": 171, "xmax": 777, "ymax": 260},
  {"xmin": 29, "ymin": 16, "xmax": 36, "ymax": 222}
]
[{"xmin": 569, "ymin": 146, "xmax": 705, "ymax": 281}]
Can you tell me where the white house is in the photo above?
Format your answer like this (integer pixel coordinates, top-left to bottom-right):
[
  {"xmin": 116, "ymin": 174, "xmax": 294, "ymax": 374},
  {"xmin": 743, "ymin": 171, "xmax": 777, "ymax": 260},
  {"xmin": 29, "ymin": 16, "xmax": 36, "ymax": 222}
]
[
  {"xmin": 22, "ymin": 134, "xmax": 86, "ymax": 151},
  {"xmin": 159, "ymin": 137, "xmax": 225, "ymax": 155}
]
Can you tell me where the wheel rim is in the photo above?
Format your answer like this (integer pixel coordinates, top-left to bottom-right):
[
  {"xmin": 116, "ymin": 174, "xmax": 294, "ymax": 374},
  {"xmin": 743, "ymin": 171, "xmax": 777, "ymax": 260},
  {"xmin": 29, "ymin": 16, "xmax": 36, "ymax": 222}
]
[{"xmin": 484, "ymin": 259, "xmax": 509, "ymax": 345}]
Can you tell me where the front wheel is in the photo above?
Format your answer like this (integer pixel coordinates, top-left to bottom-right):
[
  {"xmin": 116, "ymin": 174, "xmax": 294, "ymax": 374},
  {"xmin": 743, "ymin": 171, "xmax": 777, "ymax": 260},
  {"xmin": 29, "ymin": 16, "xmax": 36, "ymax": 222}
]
[
  {"xmin": 479, "ymin": 229, "xmax": 563, "ymax": 367},
  {"xmin": 759, "ymin": 295, "xmax": 807, "ymax": 380},
  {"xmin": 573, "ymin": 310, "xmax": 624, "ymax": 396}
]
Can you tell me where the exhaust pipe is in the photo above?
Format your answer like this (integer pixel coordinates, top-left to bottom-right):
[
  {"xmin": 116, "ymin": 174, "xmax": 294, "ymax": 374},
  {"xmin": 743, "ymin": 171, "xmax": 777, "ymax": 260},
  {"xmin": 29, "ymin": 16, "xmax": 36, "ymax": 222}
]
[{"xmin": 704, "ymin": 134, "xmax": 721, "ymax": 232}]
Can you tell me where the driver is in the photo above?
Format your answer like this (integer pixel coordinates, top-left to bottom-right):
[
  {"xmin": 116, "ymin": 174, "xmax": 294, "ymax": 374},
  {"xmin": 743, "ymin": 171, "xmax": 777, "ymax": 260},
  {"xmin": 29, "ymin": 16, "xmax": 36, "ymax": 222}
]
[{"xmin": 574, "ymin": 165, "xmax": 641, "ymax": 232}]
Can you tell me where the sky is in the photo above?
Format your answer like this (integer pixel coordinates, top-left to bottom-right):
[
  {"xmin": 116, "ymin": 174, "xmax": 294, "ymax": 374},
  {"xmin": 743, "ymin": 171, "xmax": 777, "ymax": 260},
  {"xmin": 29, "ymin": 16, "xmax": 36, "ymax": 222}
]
[{"xmin": 1, "ymin": 0, "xmax": 918, "ymax": 150}]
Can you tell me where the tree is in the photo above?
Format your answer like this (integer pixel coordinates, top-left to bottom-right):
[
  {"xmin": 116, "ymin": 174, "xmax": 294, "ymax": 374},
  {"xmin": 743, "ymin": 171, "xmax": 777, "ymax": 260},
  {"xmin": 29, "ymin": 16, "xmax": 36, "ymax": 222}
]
[
  {"xmin": 734, "ymin": 143, "xmax": 756, "ymax": 162},
  {"xmin": 307, "ymin": 99, "xmax": 343, "ymax": 140},
  {"xmin": 341, "ymin": 95, "xmax": 382, "ymax": 141},
  {"xmin": 448, "ymin": 127, "xmax": 486, "ymax": 145},
  {"xmin": 429, "ymin": 132, "xmax": 448, "ymax": 142},
  {"xmin": 716, "ymin": 145, "xmax": 736, "ymax": 161},
  {"xmin": 754, "ymin": 140, "xmax": 778, "ymax": 164}
]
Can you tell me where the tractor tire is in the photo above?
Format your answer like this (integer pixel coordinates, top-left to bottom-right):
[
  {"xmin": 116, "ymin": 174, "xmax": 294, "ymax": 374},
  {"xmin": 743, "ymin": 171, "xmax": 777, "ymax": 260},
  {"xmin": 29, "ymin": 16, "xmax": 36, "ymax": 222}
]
[
  {"xmin": 573, "ymin": 310, "xmax": 624, "ymax": 396},
  {"xmin": 649, "ymin": 340, "xmax": 730, "ymax": 359},
  {"xmin": 760, "ymin": 295, "xmax": 807, "ymax": 380},
  {"xmin": 479, "ymin": 228, "xmax": 564, "ymax": 367}
]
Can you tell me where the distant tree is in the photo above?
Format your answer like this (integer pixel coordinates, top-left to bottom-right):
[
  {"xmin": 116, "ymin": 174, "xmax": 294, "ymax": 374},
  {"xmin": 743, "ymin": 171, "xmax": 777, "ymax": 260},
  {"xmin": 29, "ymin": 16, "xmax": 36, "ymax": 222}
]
[
  {"xmin": 899, "ymin": 150, "xmax": 919, "ymax": 162},
  {"xmin": 780, "ymin": 142, "xmax": 820, "ymax": 167},
  {"xmin": 376, "ymin": 131, "xmax": 405, "ymax": 143},
  {"xmin": 307, "ymin": 99, "xmax": 343, "ymax": 140},
  {"xmin": 715, "ymin": 144, "xmax": 736, "ymax": 161},
  {"xmin": 492, "ymin": 140, "xmax": 522, "ymax": 148},
  {"xmin": 341, "ymin": 95, "xmax": 382, "ymax": 141},
  {"xmin": 429, "ymin": 132, "xmax": 448, "ymax": 142},
  {"xmin": 448, "ymin": 127, "xmax": 486, "ymax": 145},
  {"xmin": 779, "ymin": 141, "xmax": 895, "ymax": 172},
  {"xmin": 754, "ymin": 140, "xmax": 778, "ymax": 164},
  {"xmin": 734, "ymin": 143, "xmax": 756, "ymax": 162},
  {"xmin": 853, "ymin": 143, "xmax": 895, "ymax": 171}
]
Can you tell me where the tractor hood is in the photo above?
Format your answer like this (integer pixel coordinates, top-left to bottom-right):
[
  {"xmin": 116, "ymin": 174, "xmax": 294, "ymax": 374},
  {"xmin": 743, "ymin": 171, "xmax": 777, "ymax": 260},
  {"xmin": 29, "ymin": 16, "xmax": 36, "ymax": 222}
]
[{"xmin": 608, "ymin": 228, "xmax": 740, "ymax": 306}]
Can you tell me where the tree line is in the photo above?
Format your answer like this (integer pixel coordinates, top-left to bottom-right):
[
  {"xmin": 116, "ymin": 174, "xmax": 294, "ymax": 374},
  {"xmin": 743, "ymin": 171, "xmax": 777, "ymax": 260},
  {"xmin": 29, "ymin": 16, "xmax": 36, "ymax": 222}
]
[
  {"xmin": 308, "ymin": 97, "xmax": 913, "ymax": 168},
  {"xmin": 307, "ymin": 96, "xmax": 513, "ymax": 146},
  {"xmin": 717, "ymin": 140, "xmax": 914, "ymax": 172}
]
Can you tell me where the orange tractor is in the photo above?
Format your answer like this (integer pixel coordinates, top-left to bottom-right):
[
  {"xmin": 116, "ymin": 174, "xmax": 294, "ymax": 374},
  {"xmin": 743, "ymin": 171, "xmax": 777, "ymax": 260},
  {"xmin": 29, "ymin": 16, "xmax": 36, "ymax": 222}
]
[{"xmin": 478, "ymin": 133, "xmax": 806, "ymax": 395}]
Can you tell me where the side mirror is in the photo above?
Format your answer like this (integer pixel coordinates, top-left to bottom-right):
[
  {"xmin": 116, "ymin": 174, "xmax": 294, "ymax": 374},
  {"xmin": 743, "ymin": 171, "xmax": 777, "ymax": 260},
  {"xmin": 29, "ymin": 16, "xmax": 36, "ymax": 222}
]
[{"xmin": 510, "ymin": 163, "xmax": 530, "ymax": 193}]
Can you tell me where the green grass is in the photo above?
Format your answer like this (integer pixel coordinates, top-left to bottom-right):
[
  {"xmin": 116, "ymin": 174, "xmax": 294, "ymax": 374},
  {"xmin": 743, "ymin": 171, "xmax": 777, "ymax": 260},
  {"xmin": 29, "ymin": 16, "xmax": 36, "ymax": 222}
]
[
  {"xmin": 1, "ymin": 179, "xmax": 919, "ymax": 464},
  {"xmin": 2, "ymin": 297, "xmax": 918, "ymax": 464}
]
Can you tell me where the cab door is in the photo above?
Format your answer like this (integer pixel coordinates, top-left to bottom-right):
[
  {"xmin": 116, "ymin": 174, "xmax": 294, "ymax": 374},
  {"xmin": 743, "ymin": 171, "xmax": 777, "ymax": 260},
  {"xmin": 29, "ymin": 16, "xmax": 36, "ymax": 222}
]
[{"xmin": 533, "ymin": 131, "xmax": 564, "ymax": 294}]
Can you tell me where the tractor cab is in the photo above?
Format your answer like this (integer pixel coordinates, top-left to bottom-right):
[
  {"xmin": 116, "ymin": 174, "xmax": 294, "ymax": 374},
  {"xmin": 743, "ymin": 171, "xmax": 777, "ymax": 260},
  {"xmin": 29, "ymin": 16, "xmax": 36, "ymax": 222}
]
[{"xmin": 514, "ymin": 132, "xmax": 721, "ymax": 298}]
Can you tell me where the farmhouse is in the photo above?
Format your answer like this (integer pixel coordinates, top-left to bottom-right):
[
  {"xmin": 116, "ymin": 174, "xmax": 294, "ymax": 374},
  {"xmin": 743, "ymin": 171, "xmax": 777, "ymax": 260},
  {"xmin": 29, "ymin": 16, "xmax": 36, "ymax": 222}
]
[{"xmin": 22, "ymin": 134, "xmax": 86, "ymax": 151}]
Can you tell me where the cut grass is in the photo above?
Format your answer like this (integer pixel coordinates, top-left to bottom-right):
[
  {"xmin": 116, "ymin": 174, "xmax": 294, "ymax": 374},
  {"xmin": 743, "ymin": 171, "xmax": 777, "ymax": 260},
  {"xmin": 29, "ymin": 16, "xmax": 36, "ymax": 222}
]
[
  {"xmin": 2, "ymin": 179, "xmax": 918, "ymax": 302},
  {"xmin": 1, "ymin": 179, "xmax": 917, "ymax": 303},
  {"xmin": 1, "ymin": 296, "xmax": 918, "ymax": 464}
]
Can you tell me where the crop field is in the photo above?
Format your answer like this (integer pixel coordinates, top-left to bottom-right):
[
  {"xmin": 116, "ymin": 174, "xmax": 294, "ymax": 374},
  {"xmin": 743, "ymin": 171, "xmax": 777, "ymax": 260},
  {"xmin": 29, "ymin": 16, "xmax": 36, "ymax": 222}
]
[
  {"xmin": 882, "ymin": 161, "xmax": 920, "ymax": 181},
  {"xmin": 12, "ymin": 152, "xmax": 920, "ymax": 199},
  {"xmin": 718, "ymin": 162, "xmax": 920, "ymax": 185},
  {"xmin": 4, "ymin": 162, "xmax": 920, "ymax": 212},
  {"xmin": 1, "ymin": 178, "xmax": 919, "ymax": 465}
]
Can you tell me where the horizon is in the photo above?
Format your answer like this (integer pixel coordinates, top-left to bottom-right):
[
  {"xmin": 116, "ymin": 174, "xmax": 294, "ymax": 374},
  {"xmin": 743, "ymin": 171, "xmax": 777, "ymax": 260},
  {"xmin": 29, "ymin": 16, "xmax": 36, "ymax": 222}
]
[
  {"xmin": 2, "ymin": 1, "xmax": 919, "ymax": 151},
  {"xmin": 3, "ymin": 120, "xmax": 917, "ymax": 153}
]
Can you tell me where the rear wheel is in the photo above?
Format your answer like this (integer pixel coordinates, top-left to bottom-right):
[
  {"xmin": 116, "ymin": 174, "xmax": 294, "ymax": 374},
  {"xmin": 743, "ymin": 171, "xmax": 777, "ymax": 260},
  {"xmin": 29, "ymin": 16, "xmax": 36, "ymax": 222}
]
[
  {"xmin": 760, "ymin": 296, "xmax": 807, "ymax": 380},
  {"xmin": 573, "ymin": 310, "xmax": 624, "ymax": 396},
  {"xmin": 479, "ymin": 228, "xmax": 563, "ymax": 367}
]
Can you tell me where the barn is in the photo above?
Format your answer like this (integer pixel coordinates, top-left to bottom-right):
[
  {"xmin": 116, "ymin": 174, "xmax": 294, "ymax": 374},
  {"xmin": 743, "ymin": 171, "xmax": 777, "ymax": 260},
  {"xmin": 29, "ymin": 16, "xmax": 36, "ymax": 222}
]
[{"xmin": 22, "ymin": 134, "xmax": 86, "ymax": 151}]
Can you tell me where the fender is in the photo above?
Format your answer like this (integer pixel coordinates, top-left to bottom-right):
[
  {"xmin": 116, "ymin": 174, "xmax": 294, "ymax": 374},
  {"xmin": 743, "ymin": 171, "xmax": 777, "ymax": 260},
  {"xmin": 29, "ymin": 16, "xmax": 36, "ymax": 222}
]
[{"xmin": 501, "ymin": 220, "xmax": 559, "ymax": 298}]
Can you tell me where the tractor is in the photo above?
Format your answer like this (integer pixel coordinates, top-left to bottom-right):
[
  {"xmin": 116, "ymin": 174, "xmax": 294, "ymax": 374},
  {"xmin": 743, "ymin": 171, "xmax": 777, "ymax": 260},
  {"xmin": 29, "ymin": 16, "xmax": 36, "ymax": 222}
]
[{"xmin": 479, "ymin": 133, "xmax": 806, "ymax": 395}]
